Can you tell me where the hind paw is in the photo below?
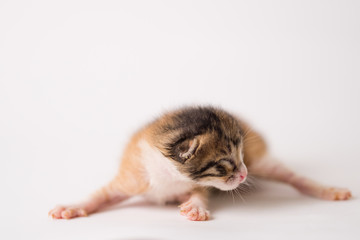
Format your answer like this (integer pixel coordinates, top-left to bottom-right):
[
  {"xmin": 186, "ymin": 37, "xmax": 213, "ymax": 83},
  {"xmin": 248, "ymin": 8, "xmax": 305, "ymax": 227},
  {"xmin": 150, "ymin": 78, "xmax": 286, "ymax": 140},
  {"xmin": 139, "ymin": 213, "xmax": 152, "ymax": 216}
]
[
  {"xmin": 321, "ymin": 187, "xmax": 352, "ymax": 201},
  {"xmin": 49, "ymin": 206, "xmax": 88, "ymax": 219}
]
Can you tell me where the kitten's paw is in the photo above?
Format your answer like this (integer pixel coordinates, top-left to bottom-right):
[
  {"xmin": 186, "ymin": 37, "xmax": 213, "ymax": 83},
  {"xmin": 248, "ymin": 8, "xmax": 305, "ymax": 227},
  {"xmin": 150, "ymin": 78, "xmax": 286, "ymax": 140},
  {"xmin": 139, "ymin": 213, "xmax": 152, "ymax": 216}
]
[
  {"xmin": 179, "ymin": 201, "xmax": 210, "ymax": 221},
  {"xmin": 48, "ymin": 206, "xmax": 88, "ymax": 219},
  {"xmin": 321, "ymin": 187, "xmax": 352, "ymax": 200}
]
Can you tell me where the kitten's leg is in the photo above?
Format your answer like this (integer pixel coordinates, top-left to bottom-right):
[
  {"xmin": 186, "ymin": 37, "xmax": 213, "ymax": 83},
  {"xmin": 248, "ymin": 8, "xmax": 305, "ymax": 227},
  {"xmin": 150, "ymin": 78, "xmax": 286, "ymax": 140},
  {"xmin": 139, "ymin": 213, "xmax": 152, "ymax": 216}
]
[
  {"xmin": 179, "ymin": 188, "xmax": 210, "ymax": 221},
  {"xmin": 248, "ymin": 156, "xmax": 352, "ymax": 200},
  {"xmin": 50, "ymin": 133, "xmax": 150, "ymax": 219},
  {"xmin": 49, "ymin": 177, "xmax": 130, "ymax": 219}
]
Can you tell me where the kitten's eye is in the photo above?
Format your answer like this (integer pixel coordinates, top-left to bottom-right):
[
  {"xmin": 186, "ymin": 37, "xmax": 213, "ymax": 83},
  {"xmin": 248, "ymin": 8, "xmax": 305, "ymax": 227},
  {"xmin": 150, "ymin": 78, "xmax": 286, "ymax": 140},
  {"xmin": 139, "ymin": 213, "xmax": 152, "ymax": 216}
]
[
  {"xmin": 216, "ymin": 165, "xmax": 227, "ymax": 176},
  {"xmin": 219, "ymin": 158, "xmax": 237, "ymax": 171}
]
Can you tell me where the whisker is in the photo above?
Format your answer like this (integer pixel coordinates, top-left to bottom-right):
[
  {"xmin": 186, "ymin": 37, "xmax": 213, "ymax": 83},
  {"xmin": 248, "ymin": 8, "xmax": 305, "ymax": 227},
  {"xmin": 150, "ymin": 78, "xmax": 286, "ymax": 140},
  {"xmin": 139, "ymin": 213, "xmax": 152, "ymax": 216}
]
[
  {"xmin": 244, "ymin": 134, "xmax": 260, "ymax": 140},
  {"xmin": 231, "ymin": 190, "xmax": 235, "ymax": 205},
  {"xmin": 242, "ymin": 126, "xmax": 253, "ymax": 138},
  {"xmin": 235, "ymin": 188, "xmax": 246, "ymax": 203},
  {"xmin": 237, "ymin": 186, "xmax": 251, "ymax": 194},
  {"xmin": 243, "ymin": 136, "xmax": 261, "ymax": 144}
]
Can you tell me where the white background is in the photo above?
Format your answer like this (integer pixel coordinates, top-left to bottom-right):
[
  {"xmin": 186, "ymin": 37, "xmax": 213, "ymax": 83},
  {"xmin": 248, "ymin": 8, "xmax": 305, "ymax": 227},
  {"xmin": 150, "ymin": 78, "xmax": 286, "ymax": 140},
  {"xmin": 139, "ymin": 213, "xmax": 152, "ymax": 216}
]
[{"xmin": 1, "ymin": 0, "xmax": 359, "ymax": 239}]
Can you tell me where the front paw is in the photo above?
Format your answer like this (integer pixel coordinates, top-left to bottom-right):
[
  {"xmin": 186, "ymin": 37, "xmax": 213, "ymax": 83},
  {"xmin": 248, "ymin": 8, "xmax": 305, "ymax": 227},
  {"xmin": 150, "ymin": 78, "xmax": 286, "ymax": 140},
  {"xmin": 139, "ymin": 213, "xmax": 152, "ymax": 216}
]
[{"xmin": 179, "ymin": 201, "xmax": 210, "ymax": 221}]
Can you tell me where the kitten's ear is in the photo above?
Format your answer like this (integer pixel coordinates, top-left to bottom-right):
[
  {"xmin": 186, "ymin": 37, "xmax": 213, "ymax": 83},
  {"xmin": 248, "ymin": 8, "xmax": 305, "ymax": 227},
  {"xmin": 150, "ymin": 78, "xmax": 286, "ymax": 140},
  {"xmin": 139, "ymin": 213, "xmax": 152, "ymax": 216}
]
[{"xmin": 174, "ymin": 137, "xmax": 200, "ymax": 163}]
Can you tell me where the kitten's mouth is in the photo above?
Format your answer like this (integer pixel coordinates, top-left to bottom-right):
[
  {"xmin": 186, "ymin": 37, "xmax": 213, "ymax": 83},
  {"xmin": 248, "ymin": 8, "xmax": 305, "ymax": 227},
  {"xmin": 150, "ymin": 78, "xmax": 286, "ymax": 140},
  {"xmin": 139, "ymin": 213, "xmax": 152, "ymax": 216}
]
[{"xmin": 225, "ymin": 172, "xmax": 247, "ymax": 189}]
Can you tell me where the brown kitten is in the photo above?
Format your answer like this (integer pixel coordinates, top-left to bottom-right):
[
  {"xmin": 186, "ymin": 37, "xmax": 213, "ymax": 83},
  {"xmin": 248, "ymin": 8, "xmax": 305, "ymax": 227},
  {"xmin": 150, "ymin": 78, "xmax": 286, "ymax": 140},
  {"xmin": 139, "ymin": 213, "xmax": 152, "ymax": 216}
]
[{"xmin": 49, "ymin": 106, "xmax": 351, "ymax": 221}]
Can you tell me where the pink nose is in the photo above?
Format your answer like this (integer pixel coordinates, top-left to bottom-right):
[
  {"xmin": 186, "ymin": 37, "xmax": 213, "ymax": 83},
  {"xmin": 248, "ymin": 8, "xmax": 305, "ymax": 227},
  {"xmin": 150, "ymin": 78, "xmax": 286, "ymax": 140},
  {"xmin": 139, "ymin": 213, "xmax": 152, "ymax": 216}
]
[
  {"xmin": 239, "ymin": 164, "xmax": 248, "ymax": 182},
  {"xmin": 239, "ymin": 172, "xmax": 247, "ymax": 183}
]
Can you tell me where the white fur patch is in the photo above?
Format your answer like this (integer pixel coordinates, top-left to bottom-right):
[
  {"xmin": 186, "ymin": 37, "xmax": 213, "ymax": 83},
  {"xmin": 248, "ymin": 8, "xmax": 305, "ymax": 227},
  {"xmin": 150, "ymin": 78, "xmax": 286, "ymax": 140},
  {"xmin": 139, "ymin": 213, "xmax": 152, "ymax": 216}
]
[{"xmin": 138, "ymin": 140, "xmax": 195, "ymax": 204}]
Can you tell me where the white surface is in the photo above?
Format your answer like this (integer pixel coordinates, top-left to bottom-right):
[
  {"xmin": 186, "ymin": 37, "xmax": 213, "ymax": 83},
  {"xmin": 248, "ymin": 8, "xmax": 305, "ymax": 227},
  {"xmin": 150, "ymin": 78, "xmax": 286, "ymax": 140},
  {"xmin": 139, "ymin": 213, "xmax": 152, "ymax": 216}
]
[{"xmin": 1, "ymin": 0, "xmax": 359, "ymax": 239}]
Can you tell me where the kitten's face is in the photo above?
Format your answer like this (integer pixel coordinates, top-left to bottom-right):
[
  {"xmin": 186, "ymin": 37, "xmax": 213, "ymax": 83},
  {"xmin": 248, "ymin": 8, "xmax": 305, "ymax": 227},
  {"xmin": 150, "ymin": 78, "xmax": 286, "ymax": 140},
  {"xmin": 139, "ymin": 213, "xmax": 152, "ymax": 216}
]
[
  {"xmin": 174, "ymin": 133, "xmax": 248, "ymax": 191},
  {"xmin": 155, "ymin": 106, "xmax": 248, "ymax": 191}
]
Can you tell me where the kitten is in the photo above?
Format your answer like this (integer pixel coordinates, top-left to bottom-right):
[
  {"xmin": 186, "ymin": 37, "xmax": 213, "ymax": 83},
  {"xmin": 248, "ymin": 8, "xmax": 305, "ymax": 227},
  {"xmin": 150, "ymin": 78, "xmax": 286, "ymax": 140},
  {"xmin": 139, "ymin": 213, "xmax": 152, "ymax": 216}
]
[{"xmin": 49, "ymin": 106, "xmax": 351, "ymax": 221}]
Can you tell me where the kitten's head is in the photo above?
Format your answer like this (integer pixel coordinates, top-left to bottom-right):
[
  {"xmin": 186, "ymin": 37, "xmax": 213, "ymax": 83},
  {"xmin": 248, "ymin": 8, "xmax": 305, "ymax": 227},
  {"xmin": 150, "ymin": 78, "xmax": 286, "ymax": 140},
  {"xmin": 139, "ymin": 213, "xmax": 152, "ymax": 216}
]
[
  {"xmin": 159, "ymin": 106, "xmax": 248, "ymax": 191},
  {"xmin": 172, "ymin": 132, "xmax": 247, "ymax": 191}
]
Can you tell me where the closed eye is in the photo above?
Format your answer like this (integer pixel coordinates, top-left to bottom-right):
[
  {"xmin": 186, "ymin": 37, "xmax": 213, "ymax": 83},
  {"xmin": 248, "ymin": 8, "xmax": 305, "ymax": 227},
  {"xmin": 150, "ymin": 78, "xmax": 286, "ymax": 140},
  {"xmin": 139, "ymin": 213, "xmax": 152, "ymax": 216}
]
[
  {"xmin": 191, "ymin": 162, "xmax": 231, "ymax": 179},
  {"xmin": 190, "ymin": 159, "xmax": 236, "ymax": 180},
  {"xmin": 218, "ymin": 158, "xmax": 237, "ymax": 171},
  {"xmin": 216, "ymin": 165, "xmax": 227, "ymax": 176}
]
